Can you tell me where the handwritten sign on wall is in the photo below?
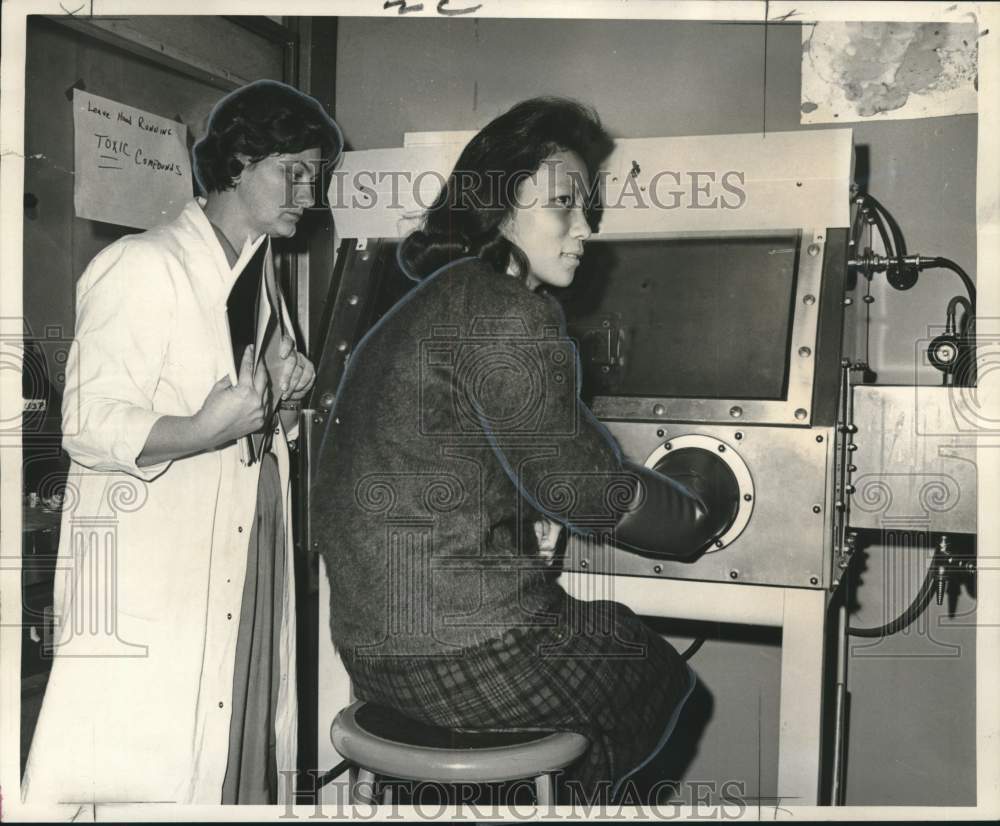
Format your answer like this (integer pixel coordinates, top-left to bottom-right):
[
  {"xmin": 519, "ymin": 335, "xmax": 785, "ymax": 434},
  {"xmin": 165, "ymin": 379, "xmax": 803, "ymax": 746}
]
[{"xmin": 73, "ymin": 89, "xmax": 192, "ymax": 230}]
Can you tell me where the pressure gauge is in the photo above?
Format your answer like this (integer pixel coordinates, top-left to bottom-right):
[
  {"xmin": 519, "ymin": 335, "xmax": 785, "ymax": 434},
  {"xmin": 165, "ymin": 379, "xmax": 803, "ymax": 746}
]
[{"xmin": 927, "ymin": 334, "xmax": 960, "ymax": 374}]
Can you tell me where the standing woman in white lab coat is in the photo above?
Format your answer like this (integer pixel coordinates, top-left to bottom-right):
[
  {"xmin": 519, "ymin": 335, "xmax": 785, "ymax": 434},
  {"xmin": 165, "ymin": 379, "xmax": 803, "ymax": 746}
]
[{"xmin": 23, "ymin": 80, "xmax": 341, "ymax": 806}]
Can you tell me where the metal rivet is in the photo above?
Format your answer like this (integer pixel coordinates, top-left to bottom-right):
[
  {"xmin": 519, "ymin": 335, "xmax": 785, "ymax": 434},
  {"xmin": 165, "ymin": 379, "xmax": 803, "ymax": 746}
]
[
  {"xmin": 312, "ymin": 540, "xmax": 320, "ymax": 549},
  {"xmin": 715, "ymin": 539, "xmax": 724, "ymax": 548},
  {"xmin": 653, "ymin": 404, "xmax": 665, "ymax": 416},
  {"xmin": 803, "ymin": 294, "xmax": 816, "ymax": 306},
  {"xmin": 654, "ymin": 565, "xmax": 662, "ymax": 574},
  {"xmin": 337, "ymin": 341, "xmax": 348, "ymax": 352},
  {"xmin": 808, "ymin": 243, "xmax": 821, "ymax": 257},
  {"xmin": 744, "ymin": 493, "xmax": 752, "ymax": 501},
  {"xmin": 665, "ymin": 442, "xmax": 673, "ymax": 450},
  {"xmin": 816, "ymin": 435, "xmax": 824, "ymax": 443},
  {"xmin": 580, "ymin": 559, "xmax": 589, "ymax": 569},
  {"xmin": 320, "ymin": 392, "xmax": 335, "ymax": 409},
  {"xmin": 812, "ymin": 505, "xmax": 822, "ymax": 514},
  {"xmin": 795, "ymin": 408, "xmax": 808, "ymax": 421},
  {"xmin": 863, "ymin": 295, "xmax": 875, "ymax": 304},
  {"xmin": 734, "ymin": 431, "xmax": 743, "ymax": 440},
  {"xmin": 809, "ymin": 576, "xmax": 819, "ymax": 586},
  {"xmin": 799, "ymin": 346, "xmax": 812, "ymax": 358},
  {"xmin": 730, "ymin": 406, "xmax": 743, "ymax": 418},
  {"xmin": 348, "ymin": 294, "xmax": 359, "ymax": 305},
  {"xmin": 359, "ymin": 251, "xmax": 370, "ymax": 261},
  {"xmin": 718, "ymin": 444, "xmax": 726, "ymax": 452},
  {"xmin": 656, "ymin": 429, "xmax": 665, "ymax": 438},
  {"xmin": 844, "ymin": 297, "xmax": 853, "ymax": 306},
  {"xmin": 729, "ymin": 569, "xmax": 739, "ymax": 580}
]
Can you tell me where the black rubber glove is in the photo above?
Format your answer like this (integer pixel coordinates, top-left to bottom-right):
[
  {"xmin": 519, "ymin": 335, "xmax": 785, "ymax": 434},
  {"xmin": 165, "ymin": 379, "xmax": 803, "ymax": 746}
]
[{"xmin": 613, "ymin": 452, "xmax": 739, "ymax": 562}]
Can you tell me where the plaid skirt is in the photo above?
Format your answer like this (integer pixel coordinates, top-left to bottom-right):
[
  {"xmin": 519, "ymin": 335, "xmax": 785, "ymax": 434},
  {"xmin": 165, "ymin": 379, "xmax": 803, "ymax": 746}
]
[{"xmin": 340, "ymin": 595, "xmax": 695, "ymax": 800}]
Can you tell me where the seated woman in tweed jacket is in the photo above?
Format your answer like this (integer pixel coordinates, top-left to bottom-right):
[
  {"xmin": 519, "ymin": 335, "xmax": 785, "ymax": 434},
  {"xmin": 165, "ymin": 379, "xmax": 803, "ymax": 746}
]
[{"xmin": 313, "ymin": 97, "xmax": 737, "ymax": 802}]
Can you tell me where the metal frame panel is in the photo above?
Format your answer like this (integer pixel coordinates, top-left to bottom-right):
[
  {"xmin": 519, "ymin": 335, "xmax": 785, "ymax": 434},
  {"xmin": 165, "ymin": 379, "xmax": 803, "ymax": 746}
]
[{"xmin": 589, "ymin": 228, "xmax": 828, "ymax": 427}]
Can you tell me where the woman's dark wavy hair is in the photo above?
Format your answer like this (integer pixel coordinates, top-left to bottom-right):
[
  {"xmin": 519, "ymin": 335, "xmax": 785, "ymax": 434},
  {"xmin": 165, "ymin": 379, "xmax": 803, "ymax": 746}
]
[
  {"xmin": 399, "ymin": 97, "xmax": 614, "ymax": 280},
  {"xmin": 193, "ymin": 79, "xmax": 342, "ymax": 194}
]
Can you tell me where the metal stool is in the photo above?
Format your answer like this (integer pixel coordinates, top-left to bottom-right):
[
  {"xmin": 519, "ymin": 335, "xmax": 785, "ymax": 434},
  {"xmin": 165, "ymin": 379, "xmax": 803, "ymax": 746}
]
[{"xmin": 331, "ymin": 701, "xmax": 589, "ymax": 805}]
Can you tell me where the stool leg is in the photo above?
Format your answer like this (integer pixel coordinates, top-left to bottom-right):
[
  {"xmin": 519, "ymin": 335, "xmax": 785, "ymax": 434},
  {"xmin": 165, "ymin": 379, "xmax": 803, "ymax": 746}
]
[
  {"xmin": 382, "ymin": 783, "xmax": 393, "ymax": 805},
  {"xmin": 353, "ymin": 768, "xmax": 377, "ymax": 804},
  {"xmin": 534, "ymin": 773, "xmax": 553, "ymax": 806}
]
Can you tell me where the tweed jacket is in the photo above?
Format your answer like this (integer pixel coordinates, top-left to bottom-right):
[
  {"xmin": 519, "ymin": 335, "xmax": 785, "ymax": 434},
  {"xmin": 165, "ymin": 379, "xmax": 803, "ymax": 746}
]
[{"xmin": 314, "ymin": 257, "xmax": 637, "ymax": 656}]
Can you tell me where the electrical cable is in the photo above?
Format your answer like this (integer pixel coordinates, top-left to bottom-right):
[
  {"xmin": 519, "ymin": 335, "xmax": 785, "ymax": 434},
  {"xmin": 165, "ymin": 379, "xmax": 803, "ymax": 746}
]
[
  {"xmin": 680, "ymin": 637, "xmax": 706, "ymax": 660},
  {"xmin": 847, "ymin": 549, "xmax": 939, "ymax": 638},
  {"xmin": 924, "ymin": 257, "xmax": 976, "ymax": 307},
  {"xmin": 862, "ymin": 192, "xmax": 907, "ymax": 257}
]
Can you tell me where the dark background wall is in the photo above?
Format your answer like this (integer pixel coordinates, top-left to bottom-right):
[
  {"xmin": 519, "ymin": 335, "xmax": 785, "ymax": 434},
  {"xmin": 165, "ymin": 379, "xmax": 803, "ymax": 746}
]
[{"xmin": 331, "ymin": 16, "xmax": 978, "ymax": 805}]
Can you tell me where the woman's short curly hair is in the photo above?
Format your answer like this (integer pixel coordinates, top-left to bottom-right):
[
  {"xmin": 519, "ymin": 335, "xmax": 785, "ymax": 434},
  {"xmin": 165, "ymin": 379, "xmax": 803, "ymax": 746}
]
[
  {"xmin": 193, "ymin": 79, "xmax": 342, "ymax": 194},
  {"xmin": 399, "ymin": 97, "xmax": 614, "ymax": 281}
]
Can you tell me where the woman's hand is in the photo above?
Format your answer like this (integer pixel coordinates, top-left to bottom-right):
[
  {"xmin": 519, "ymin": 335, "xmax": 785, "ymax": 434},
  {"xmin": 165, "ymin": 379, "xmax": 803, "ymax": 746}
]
[
  {"xmin": 194, "ymin": 346, "xmax": 271, "ymax": 449},
  {"xmin": 272, "ymin": 335, "xmax": 316, "ymax": 402},
  {"xmin": 534, "ymin": 518, "xmax": 563, "ymax": 566}
]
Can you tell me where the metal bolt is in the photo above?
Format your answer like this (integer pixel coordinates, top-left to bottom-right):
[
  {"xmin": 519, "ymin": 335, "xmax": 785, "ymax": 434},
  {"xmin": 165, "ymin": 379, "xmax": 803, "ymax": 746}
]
[
  {"xmin": 654, "ymin": 565, "xmax": 662, "ymax": 574},
  {"xmin": 810, "ymin": 576, "xmax": 819, "ymax": 586},
  {"xmin": 656, "ymin": 429, "xmax": 665, "ymax": 438},
  {"xmin": 812, "ymin": 504, "xmax": 822, "ymax": 514},
  {"xmin": 580, "ymin": 559, "xmax": 589, "ymax": 569},
  {"xmin": 715, "ymin": 539, "xmax": 724, "ymax": 548},
  {"xmin": 816, "ymin": 434, "xmax": 824, "ymax": 443},
  {"xmin": 729, "ymin": 569, "xmax": 739, "ymax": 580},
  {"xmin": 665, "ymin": 442, "xmax": 673, "ymax": 450},
  {"xmin": 718, "ymin": 444, "xmax": 726, "ymax": 453},
  {"xmin": 744, "ymin": 493, "xmax": 753, "ymax": 502}
]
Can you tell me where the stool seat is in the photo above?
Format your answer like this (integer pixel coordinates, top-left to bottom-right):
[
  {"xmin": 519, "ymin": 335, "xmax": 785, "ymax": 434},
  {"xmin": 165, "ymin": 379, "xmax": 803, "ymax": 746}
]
[{"xmin": 332, "ymin": 701, "xmax": 589, "ymax": 784}]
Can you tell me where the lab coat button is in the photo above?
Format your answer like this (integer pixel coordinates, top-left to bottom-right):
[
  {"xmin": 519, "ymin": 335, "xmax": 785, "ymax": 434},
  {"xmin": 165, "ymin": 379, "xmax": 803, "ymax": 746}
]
[
  {"xmin": 227, "ymin": 612, "xmax": 233, "ymax": 620},
  {"xmin": 218, "ymin": 701, "xmax": 224, "ymax": 708},
  {"xmin": 238, "ymin": 526, "xmax": 243, "ymax": 533}
]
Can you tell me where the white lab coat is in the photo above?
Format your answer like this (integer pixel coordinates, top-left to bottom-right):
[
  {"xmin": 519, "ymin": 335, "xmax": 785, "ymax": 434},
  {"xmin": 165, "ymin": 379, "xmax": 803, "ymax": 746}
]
[{"xmin": 22, "ymin": 199, "xmax": 298, "ymax": 805}]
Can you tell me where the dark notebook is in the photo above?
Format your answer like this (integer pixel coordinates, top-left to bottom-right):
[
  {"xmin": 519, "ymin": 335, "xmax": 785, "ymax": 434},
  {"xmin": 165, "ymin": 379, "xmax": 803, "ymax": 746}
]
[{"xmin": 226, "ymin": 241, "xmax": 279, "ymax": 463}]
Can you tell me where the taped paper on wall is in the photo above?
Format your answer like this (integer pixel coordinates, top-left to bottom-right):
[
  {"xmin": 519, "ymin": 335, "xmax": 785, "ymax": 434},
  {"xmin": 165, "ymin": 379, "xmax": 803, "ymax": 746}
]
[
  {"xmin": 73, "ymin": 89, "xmax": 192, "ymax": 230},
  {"xmin": 801, "ymin": 22, "xmax": 978, "ymax": 124}
]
